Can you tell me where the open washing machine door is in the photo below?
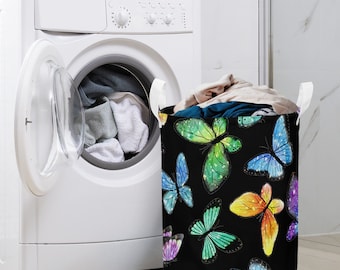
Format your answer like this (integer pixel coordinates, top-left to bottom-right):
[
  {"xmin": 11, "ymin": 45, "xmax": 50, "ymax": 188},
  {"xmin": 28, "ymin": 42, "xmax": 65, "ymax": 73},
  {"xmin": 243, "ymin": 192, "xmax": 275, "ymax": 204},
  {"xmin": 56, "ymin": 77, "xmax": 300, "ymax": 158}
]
[{"xmin": 15, "ymin": 39, "xmax": 85, "ymax": 196}]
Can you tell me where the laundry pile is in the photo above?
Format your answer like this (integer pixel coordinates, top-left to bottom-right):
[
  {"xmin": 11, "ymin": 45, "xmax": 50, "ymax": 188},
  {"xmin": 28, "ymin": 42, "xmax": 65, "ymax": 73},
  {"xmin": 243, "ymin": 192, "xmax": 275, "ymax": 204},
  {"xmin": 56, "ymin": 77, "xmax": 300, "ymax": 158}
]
[
  {"xmin": 173, "ymin": 73, "xmax": 298, "ymax": 117},
  {"xmin": 79, "ymin": 65, "xmax": 150, "ymax": 163}
]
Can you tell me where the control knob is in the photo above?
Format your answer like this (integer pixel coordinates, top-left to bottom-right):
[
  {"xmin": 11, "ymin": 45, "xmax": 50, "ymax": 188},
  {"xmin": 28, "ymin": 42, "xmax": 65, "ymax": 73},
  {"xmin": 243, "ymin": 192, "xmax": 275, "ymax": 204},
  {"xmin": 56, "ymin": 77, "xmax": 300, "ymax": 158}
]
[
  {"xmin": 163, "ymin": 14, "xmax": 173, "ymax": 25},
  {"xmin": 115, "ymin": 9, "xmax": 130, "ymax": 27},
  {"xmin": 147, "ymin": 13, "xmax": 157, "ymax": 24}
]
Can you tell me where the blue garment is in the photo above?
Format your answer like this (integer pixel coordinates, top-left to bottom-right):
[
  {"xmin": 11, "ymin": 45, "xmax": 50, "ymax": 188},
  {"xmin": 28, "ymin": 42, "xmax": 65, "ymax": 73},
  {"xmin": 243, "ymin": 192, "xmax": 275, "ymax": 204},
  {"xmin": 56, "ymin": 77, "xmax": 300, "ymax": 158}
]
[{"xmin": 174, "ymin": 102, "xmax": 271, "ymax": 118}]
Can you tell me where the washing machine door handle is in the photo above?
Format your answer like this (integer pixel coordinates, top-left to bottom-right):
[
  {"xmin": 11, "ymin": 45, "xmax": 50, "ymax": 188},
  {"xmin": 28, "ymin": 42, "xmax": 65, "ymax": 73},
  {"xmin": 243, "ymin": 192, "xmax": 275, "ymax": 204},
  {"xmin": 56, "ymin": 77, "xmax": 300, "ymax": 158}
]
[{"xmin": 15, "ymin": 39, "xmax": 85, "ymax": 196}]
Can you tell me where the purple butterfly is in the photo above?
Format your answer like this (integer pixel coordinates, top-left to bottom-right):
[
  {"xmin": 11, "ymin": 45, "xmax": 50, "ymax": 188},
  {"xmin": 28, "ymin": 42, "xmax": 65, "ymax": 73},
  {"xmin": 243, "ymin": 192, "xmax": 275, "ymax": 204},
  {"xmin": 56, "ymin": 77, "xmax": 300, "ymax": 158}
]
[
  {"xmin": 163, "ymin": 226, "xmax": 184, "ymax": 264},
  {"xmin": 286, "ymin": 173, "xmax": 298, "ymax": 241}
]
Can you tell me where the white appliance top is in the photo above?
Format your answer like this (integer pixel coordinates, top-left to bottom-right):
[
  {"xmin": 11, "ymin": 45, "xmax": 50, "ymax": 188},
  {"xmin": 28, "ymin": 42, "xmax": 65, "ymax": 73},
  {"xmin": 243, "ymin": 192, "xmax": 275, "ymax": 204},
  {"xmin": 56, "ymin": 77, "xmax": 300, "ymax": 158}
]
[{"xmin": 35, "ymin": 0, "xmax": 194, "ymax": 34}]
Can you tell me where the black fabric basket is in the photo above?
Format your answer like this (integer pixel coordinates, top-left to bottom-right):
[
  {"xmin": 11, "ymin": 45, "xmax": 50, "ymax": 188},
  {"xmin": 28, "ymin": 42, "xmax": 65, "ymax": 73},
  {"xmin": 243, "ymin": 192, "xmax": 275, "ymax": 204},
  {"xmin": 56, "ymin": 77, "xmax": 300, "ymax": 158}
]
[{"xmin": 160, "ymin": 107, "xmax": 299, "ymax": 270}]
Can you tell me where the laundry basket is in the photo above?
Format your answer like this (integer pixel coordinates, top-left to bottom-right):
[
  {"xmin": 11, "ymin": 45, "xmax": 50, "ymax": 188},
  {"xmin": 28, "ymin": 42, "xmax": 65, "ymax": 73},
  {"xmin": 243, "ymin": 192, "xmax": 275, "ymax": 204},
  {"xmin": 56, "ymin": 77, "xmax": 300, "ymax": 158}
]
[{"xmin": 150, "ymin": 79, "xmax": 312, "ymax": 270}]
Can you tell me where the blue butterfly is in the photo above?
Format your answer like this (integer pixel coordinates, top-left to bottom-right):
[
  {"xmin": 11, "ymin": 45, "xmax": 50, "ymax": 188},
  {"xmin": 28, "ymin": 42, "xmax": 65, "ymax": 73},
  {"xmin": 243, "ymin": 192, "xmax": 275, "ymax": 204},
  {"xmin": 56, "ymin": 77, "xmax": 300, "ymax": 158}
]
[
  {"xmin": 248, "ymin": 257, "xmax": 271, "ymax": 270},
  {"xmin": 244, "ymin": 115, "xmax": 293, "ymax": 180},
  {"xmin": 162, "ymin": 152, "xmax": 193, "ymax": 215},
  {"xmin": 230, "ymin": 257, "xmax": 271, "ymax": 270}
]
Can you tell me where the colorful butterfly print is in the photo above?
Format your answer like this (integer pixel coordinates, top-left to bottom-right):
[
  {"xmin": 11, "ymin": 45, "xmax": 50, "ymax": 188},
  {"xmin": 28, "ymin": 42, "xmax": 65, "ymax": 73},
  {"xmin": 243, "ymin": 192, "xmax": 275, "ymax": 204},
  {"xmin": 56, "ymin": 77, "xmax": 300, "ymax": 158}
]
[
  {"xmin": 286, "ymin": 173, "xmax": 298, "ymax": 241},
  {"xmin": 229, "ymin": 183, "xmax": 284, "ymax": 256},
  {"xmin": 163, "ymin": 225, "xmax": 184, "ymax": 264},
  {"xmin": 244, "ymin": 115, "xmax": 293, "ymax": 180},
  {"xmin": 238, "ymin": 116, "xmax": 263, "ymax": 128},
  {"xmin": 229, "ymin": 257, "xmax": 271, "ymax": 270},
  {"xmin": 158, "ymin": 112, "xmax": 168, "ymax": 126},
  {"xmin": 163, "ymin": 225, "xmax": 173, "ymax": 238},
  {"xmin": 189, "ymin": 198, "xmax": 243, "ymax": 264},
  {"xmin": 175, "ymin": 118, "xmax": 242, "ymax": 193},
  {"xmin": 162, "ymin": 152, "xmax": 193, "ymax": 215},
  {"xmin": 248, "ymin": 257, "xmax": 271, "ymax": 270}
]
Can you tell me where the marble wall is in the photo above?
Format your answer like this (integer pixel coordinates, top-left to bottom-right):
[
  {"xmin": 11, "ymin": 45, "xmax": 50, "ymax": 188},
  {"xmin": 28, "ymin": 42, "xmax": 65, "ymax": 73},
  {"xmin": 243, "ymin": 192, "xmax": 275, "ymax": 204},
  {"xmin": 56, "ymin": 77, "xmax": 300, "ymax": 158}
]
[{"xmin": 271, "ymin": 0, "xmax": 340, "ymax": 235}]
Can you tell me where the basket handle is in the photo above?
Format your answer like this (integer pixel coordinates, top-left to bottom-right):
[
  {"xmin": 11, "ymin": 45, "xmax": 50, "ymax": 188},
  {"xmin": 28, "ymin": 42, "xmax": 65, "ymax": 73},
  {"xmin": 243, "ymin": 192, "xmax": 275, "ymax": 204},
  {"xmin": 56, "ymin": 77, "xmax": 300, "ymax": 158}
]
[
  {"xmin": 296, "ymin": 82, "xmax": 313, "ymax": 125},
  {"xmin": 150, "ymin": 78, "xmax": 167, "ymax": 128}
]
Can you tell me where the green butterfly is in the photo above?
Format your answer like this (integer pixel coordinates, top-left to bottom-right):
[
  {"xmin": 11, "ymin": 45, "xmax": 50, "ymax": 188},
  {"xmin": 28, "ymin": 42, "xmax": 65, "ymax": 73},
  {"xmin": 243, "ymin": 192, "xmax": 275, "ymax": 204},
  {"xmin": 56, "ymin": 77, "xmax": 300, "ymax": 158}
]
[
  {"xmin": 237, "ymin": 115, "xmax": 263, "ymax": 128},
  {"xmin": 189, "ymin": 198, "xmax": 243, "ymax": 264},
  {"xmin": 175, "ymin": 118, "xmax": 242, "ymax": 193}
]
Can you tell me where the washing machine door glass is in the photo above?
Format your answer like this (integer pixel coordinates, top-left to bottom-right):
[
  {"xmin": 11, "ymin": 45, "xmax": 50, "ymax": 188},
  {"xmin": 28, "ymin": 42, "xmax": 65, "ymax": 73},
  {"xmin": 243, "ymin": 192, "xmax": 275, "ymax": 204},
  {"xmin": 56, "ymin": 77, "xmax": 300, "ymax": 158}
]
[
  {"xmin": 41, "ymin": 61, "xmax": 85, "ymax": 175},
  {"xmin": 15, "ymin": 39, "xmax": 84, "ymax": 196}
]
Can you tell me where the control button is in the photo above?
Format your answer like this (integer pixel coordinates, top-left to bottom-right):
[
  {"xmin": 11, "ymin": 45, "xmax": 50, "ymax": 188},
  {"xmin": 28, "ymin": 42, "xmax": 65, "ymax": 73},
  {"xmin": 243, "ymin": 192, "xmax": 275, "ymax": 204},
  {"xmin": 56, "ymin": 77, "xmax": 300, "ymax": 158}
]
[
  {"xmin": 115, "ymin": 9, "xmax": 130, "ymax": 27},
  {"xmin": 163, "ymin": 14, "xmax": 173, "ymax": 25},
  {"xmin": 147, "ymin": 13, "xmax": 157, "ymax": 24}
]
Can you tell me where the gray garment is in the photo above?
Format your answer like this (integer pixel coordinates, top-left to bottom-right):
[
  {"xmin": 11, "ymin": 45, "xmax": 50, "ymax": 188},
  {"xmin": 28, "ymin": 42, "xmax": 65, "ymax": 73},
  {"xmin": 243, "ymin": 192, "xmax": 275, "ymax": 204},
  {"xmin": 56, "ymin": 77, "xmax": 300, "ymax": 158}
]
[
  {"xmin": 84, "ymin": 97, "xmax": 118, "ymax": 147},
  {"xmin": 79, "ymin": 64, "xmax": 147, "ymax": 107}
]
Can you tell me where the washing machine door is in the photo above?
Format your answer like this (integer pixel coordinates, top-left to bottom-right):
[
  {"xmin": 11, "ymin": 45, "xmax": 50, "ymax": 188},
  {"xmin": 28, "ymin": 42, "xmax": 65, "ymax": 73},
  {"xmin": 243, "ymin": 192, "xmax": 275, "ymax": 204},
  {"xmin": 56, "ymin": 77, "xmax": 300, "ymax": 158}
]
[{"xmin": 15, "ymin": 39, "xmax": 85, "ymax": 196}]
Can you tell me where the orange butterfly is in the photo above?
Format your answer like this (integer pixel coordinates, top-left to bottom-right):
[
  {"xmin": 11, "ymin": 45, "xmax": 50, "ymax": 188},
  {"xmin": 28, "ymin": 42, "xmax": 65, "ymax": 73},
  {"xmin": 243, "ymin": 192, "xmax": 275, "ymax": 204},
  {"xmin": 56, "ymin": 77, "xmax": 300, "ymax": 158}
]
[
  {"xmin": 229, "ymin": 183, "xmax": 284, "ymax": 256},
  {"xmin": 158, "ymin": 112, "xmax": 168, "ymax": 126}
]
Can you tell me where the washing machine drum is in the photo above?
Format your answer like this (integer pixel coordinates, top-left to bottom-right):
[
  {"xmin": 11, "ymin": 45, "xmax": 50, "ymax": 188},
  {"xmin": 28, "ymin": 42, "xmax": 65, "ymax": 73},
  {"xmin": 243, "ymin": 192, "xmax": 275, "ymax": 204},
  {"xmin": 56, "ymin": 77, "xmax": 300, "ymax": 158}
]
[{"xmin": 78, "ymin": 63, "xmax": 159, "ymax": 169}]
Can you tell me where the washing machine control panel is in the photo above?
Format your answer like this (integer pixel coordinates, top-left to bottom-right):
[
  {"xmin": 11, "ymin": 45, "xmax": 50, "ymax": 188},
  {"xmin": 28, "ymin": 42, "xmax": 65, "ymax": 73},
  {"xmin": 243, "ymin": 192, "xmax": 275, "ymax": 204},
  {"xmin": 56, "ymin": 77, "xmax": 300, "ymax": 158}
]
[{"xmin": 106, "ymin": 0, "xmax": 194, "ymax": 33}]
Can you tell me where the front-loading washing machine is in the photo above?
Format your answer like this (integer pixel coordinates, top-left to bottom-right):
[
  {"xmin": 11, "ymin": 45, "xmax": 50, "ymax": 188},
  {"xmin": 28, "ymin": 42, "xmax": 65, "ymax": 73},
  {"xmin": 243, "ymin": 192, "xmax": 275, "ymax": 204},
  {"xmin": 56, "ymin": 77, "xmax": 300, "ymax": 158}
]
[{"xmin": 13, "ymin": 0, "xmax": 201, "ymax": 269}]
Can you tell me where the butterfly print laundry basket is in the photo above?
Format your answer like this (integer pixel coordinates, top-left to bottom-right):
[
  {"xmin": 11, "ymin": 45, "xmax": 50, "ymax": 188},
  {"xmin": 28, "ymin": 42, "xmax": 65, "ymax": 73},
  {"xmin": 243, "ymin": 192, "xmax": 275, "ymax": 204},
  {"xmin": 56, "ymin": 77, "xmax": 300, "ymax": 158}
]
[{"xmin": 159, "ymin": 107, "xmax": 299, "ymax": 270}]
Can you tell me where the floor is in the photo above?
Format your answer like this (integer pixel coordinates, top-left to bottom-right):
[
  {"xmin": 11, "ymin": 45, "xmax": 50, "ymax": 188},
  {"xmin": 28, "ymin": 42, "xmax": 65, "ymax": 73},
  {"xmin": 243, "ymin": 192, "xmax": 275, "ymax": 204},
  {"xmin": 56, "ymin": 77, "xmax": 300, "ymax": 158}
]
[{"xmin": 298, "ymin": 233, "xmax": 340, "ymax": 269}]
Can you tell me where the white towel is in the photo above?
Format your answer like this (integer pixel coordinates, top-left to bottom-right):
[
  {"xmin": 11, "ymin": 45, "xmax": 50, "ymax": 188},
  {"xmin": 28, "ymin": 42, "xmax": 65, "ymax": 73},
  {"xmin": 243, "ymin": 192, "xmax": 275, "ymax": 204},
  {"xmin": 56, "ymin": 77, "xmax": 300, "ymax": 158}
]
[
  {"xmin": 109, "ymin": 92, "xmax": 150, "ymax": 154},
  {"xmin": 86, "ymin": 138, "xmax": 125, "ymax": 163}
]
